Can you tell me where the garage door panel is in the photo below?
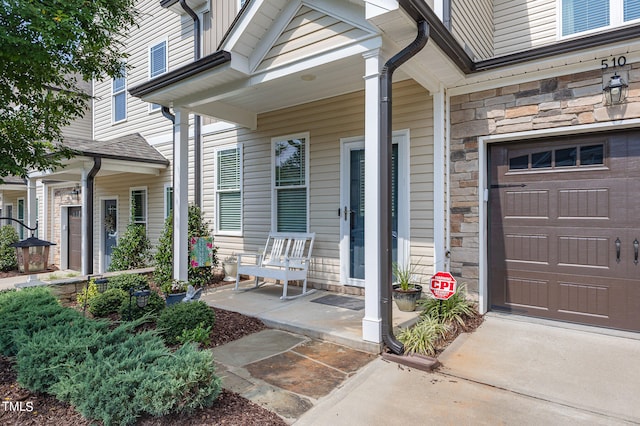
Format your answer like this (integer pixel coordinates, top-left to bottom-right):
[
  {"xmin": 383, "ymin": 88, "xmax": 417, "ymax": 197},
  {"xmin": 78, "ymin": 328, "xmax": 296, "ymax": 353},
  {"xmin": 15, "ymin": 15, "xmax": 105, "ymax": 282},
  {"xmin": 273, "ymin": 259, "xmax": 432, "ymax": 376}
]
[{"xmin": 489, "ymin": 132, "xmax": 640, "ymax": 332}]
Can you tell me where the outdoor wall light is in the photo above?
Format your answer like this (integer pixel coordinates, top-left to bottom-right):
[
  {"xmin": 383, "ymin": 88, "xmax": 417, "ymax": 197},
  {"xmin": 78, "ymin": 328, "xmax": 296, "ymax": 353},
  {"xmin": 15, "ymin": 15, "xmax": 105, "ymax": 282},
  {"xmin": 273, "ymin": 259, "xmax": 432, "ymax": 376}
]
[{"xmin": 603, "ymin": 73, "xmax": 628, "ymax": 105}]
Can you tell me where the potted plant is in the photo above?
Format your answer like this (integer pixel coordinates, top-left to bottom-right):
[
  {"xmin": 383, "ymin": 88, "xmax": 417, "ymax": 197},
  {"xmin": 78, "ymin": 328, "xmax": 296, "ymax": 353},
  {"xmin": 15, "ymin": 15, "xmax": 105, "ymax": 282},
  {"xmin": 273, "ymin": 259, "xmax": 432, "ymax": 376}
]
[
  {"xmin": 163, "ymin": 279, "xmax": 188, "ymax": 306},
  {"xmin": 392, "ymin": 262, "xmax": 423, "ymax": 312}
]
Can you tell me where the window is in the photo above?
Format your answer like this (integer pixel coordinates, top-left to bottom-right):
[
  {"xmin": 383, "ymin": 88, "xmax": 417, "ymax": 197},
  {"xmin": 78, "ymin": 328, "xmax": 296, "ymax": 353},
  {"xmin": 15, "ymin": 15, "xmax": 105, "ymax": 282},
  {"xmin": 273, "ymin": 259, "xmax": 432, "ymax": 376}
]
[
  {"xmin": 164, "ymin": 185, "xmax": 173, "ymax": 219},
  {"xmin": 130, "ymin": 188, "xmax": 147, "ymax": 228},
  {"xmin": 561, "ymin": 0, "xmax": 640, "ymax": 36},
  {"xmin": 273, "ymin": 134, "xmax": 308, "ymax": 232},
  {"xmin": 149, "ymin": 40, "xmax": 167, "ymax": 111},
  {"xmin": 112, "ymin": 65, "xmax": 127, "ymax": 122},
  {"xmin": 216, "ymin": 145, "xmax": 242, "ymax": 234},
  {"xmin": 508, "ymin": 144, "xmax": 604, "ymax": 171}
]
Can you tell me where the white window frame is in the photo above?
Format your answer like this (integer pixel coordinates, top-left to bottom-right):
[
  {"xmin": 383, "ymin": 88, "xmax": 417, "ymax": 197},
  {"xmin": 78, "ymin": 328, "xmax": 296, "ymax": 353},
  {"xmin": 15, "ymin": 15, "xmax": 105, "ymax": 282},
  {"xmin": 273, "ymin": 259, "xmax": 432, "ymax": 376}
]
[
  {"xmin": 129, "ymin": 187, "xmax": 148, "ymax": 227},
  {"xmin": 558, "ymin": 0, "xmax": 640, "ymax": 39},
  {"xmin": 214, "ymin": 144, "xmax": 243, "ymax": 236},
  {"xmin": 271, "ymin": 132, "xmax": 310, "ymax": 233},
  {"xmin": 112, "ymin": 64, "xmax": 127, "ymax": 123},
  {"xmin": 148, "ymin": 39, "xmax": 168, "ymax": 112},
  {"xmin": 164, "ymin": 183, "xmax": 173, "ymax": 219},
  {"xmin": 199, "ymin": 7, "xmax": 210, "ymax": 58}
]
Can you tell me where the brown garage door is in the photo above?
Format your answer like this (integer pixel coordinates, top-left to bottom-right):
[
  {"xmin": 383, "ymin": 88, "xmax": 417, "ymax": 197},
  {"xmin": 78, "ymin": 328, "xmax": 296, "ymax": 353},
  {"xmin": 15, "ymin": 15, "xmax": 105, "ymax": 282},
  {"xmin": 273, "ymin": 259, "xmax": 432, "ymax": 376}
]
[{"xmin": 489, "ymin": 131, "xmax": 640, "ymax": 331}]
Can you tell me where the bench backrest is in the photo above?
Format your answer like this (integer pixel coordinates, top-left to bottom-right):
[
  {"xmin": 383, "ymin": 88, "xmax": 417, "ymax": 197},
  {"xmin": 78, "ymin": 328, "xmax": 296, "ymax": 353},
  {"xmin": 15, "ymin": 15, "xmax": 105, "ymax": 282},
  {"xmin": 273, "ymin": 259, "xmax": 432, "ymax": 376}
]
[{"xmin": 261, "ymin": 232, "xmax": 315, "ymax": 269}]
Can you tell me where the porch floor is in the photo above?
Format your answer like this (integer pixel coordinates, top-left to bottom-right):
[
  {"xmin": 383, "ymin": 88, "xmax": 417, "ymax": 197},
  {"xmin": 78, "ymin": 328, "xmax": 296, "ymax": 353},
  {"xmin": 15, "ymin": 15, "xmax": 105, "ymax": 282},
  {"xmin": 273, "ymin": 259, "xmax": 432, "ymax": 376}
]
[{"xmin": 200, "ymin": 280, "xmax": 421, "ymax": 353}]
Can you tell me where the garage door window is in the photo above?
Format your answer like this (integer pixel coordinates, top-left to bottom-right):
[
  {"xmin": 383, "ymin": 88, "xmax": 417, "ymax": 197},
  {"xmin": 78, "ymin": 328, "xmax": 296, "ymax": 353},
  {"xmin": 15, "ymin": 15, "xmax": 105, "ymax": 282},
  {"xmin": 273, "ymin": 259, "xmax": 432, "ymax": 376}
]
[{"xmin": 508, "ymin": 144, "xmax": 604, "ymax": 171}]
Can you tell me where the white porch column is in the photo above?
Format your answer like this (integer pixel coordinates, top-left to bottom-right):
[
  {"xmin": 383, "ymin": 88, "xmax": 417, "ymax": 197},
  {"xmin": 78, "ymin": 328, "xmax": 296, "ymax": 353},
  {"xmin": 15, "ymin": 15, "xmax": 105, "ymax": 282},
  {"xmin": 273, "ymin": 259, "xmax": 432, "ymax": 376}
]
[
  {"xmin": 433, "ymin": 87, "xmax": 447, "ymax": 272},
  {"xmin": 173, "ymin": 108, "xmax": 189, "ymax": 282},
  {"xmin": 80, "ymin": 169, "xmax": 89, "ymax": 276},
  {"xmin": 25, "ymin": 178, "xmax": 39, "ymax": 284},
  {"xmin": 362, "ymin": 49, "xmax": 382, "ymax": 343},
  {"xmin": 26, "ymin": 178, "xmax": 37, "ymax": 233}
]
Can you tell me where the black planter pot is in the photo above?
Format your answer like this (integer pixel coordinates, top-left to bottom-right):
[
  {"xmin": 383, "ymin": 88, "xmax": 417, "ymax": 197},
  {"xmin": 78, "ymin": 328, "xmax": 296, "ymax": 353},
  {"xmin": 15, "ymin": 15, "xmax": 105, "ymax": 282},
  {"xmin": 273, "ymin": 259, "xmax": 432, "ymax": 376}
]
[{"xmin": 392, "ymin": 284, "xmax": 423, "ymax": 312}]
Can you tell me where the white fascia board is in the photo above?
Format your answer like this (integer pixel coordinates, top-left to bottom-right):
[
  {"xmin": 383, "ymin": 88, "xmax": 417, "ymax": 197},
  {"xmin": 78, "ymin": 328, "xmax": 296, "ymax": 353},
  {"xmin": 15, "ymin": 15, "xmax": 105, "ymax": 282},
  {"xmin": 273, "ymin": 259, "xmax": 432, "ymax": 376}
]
[
  {"xmin": 251, "ymin": 35, "xmax": 382, "ymax": 85},
  {"xmin": 99, "ymin": 159, "xmax": 166, "ymax": 176},
  {"xmin": 364, "ymin": 0, "xmax": 399, "ymax": 20},
  {"xmin": 221, "ymin": 0, "xmax": 264, "ymax": 51},
  {"xmin": 306, "ymin": 0, "xmax": 379, "ymax": 33}
]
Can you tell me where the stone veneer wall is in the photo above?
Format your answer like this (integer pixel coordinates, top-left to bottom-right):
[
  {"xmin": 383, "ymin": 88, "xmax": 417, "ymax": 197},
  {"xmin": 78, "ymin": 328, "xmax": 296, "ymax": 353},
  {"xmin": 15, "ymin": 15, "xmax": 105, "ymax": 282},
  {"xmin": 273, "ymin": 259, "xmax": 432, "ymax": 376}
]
[{"xmin": 448, "ymin": 66, "xmax": 640, "ymax": 295}]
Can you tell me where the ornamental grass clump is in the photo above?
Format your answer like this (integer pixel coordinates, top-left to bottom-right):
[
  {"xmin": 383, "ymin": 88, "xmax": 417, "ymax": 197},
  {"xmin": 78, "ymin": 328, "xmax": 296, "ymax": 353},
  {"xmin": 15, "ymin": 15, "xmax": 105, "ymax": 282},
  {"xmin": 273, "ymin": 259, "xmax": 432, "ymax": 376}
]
[
  {"xmin": 398, "ymin": 284, "xmax": 480, "ymax": 356},
  {"xmin": 397, "ymin": 316, "xmax": 449, "ymax": 356},
  {"xmin": 418, "ymin": 284, "xmax": 477, "ymax": 327}
]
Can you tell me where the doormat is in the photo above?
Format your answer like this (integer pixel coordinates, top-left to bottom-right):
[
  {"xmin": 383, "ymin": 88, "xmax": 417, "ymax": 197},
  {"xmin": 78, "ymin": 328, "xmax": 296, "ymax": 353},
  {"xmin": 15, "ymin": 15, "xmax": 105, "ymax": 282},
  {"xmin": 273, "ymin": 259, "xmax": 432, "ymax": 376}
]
[{"xmin": 311, "ymin": 294, "xmax": 365, "ymax": 311}]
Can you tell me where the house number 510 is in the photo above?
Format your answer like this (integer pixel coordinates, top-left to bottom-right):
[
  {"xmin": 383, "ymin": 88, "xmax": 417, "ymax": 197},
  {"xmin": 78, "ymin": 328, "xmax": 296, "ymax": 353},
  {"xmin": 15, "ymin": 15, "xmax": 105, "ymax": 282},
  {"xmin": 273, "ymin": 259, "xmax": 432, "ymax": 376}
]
[{"xmin": 601, "ymin": 56, "xmax": 627, "ymax": 70}]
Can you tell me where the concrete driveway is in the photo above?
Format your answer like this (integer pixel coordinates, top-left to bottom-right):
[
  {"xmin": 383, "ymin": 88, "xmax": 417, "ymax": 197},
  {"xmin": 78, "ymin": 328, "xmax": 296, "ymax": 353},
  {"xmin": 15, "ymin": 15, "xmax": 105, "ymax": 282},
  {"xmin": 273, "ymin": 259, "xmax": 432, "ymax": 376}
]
[{"xmin": 296, "ymin": 314, "xmax": 640, "ymax": 425}]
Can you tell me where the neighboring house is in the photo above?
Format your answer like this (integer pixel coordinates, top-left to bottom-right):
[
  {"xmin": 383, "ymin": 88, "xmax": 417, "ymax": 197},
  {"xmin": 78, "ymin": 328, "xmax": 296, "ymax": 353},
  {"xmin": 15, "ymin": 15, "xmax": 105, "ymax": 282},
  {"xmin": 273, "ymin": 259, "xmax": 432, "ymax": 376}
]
[
  {"xmin": 15, "ymin": 0, "xmax": 640, "ymax": 346},
  {"xmin": 130, "ymin": 0, "xmax": 640, "ymax": 346}
]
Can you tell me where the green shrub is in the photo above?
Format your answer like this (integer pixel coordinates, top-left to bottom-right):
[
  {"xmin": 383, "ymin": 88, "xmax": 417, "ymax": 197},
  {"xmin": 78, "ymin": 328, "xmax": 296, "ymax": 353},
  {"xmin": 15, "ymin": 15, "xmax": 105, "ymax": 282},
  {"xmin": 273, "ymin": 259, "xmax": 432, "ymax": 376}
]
[
  {"xmin": 118, "ymin": 290, "xmax": 165, "ymax": 320},
  {"xmin": 0, "ymin": 289, "xmax": 222, "ymax": 426},
  {"xmin": 107, "ymin": 222, "xmax": 152, "ymax": 272},
  {"xmin": 0, "ymin": 225, "xmax": 19, "ymax": 271},
  {"xmin": 154, "ymin": 205, "xmax": 218, "ymax": 290},
  {"xmin": 0, "ymin": 287, "xmax": 79, "ymax": 356},
  {"xmin": 107, "ymin": 273, "xmax": 149, "ymax": 292},
  {"xmin": 157, "ymin": 301, "xmax": 215, "ymax": 345},
  {"xmin": 397, "ymin": 316, "xmax": 450, "ymax": 356},
  {"xmin": 418, "ymin": 285, "xmax": 477, "ymax": 326},
  {"xmin": 76, "ymin": 279, "xmax": 99, "ymax": 307},
  {"xmin": 176, "ymin": 322, "xmax": 212, "ymax": 347},
  {"xmin": 89, "ymin": 288, "xmax": 128, "ymax": 317},
  {"xmin": 16, "ymin": 319, "xmax": 109, "ymax": 393}
]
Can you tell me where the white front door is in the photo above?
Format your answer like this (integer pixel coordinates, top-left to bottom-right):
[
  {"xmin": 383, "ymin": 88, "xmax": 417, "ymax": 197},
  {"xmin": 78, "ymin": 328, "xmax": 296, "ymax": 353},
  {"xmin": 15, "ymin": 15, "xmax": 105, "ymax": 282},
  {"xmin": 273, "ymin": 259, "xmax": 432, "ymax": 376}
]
[{"xmin": 340, "ymin": 132, "xmax": 409, "ymax": 287}]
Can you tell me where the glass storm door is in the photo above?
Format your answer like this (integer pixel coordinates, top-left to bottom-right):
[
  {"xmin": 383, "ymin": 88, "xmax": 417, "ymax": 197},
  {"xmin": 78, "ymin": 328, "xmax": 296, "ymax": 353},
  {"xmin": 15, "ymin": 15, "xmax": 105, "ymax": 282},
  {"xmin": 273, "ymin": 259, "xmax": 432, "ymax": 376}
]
[
  {"xmin": 103, "ymin": 199, "xmax": 117, "ymax": 272},
  {"xmin": 341, "ymin": 141, "xmax": 398, "ymax": 286}
]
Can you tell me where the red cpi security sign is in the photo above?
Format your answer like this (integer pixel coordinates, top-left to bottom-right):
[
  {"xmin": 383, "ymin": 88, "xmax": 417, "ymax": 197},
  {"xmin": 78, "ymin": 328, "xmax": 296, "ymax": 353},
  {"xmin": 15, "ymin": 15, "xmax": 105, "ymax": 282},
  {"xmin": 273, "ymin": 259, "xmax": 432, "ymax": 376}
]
[{"xmin": 430, "ymin": 271, "xmax": 457, "ymax": 300}]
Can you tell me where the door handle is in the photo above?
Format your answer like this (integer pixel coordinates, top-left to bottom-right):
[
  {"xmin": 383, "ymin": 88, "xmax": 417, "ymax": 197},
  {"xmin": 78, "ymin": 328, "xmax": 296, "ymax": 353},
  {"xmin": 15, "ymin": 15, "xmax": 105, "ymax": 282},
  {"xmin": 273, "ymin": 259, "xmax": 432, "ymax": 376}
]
[
  {"xmin": 343, "ymin": 206, "xmax": 350, "ymax": 221},
  {"xmin": 634, "ymin": 239, "xmax": 639, "ymax": 265},
  {"xmin": 615, "ymin": 238, "xmax": 621, "ymax": 263}
]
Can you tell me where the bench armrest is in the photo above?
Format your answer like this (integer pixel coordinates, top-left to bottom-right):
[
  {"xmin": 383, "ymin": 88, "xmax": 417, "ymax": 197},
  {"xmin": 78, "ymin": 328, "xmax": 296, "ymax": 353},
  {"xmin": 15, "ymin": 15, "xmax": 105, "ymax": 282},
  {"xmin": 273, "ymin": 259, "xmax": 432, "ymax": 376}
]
[{"xmin": 237, "ymin": 252, "xmax": 263, "ymax": 266}]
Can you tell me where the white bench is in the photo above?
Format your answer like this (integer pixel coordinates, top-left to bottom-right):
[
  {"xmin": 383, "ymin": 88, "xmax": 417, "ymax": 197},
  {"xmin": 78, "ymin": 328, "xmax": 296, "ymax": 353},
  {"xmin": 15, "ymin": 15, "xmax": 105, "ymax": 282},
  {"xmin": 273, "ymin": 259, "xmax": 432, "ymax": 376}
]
[{"xmin": 235, "ymin": 232, "xmax": 316, "ymax": 300}]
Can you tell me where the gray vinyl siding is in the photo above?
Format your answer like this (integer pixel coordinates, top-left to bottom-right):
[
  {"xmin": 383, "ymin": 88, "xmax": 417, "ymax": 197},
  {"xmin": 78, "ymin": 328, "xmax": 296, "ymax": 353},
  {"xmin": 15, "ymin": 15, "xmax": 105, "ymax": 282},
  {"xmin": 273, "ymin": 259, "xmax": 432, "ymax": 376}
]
[
  {"xmin": 451, "ymin": 0, "xmax": 494, "ymax": 60},
  {"xmin": 62, "ymin": 79, "xmax": 93, "ymax": 140},
  {"xmin": 494, "ymin": 0, "xmax": 557, "ymax": 56},
  {"xmin": 93, "ymin": 0, "xmax": 192, "ymax": 142},
  {"xmin": 202, "ymin": 80, "xmax": 435, "ymax": 288},
  {"xmin": 211, "ymin": 0, "xmax": 240, "ymax": 51}
]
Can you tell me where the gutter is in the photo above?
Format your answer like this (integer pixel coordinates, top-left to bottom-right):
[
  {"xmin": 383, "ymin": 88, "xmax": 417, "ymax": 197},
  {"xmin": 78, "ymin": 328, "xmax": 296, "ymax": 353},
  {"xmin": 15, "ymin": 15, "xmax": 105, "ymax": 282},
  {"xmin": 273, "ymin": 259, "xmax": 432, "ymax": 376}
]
[
  {"xmin": 380, "ymin": 20, "xmax": 429, "ymax": 355},
  {"xmin": 86, "ymin": 157, "xmax": 101, "ymax": 275},
  {"xmin": 178, "ymin": 0, "xmax": 203, "ymax": 207},
  {"xmin": 400, "ymin": 0, "xmax": 640, "ymax": 73},
  {"xmin": 129, "ymin": 51, "xmax": 231, "ymax": 97}
]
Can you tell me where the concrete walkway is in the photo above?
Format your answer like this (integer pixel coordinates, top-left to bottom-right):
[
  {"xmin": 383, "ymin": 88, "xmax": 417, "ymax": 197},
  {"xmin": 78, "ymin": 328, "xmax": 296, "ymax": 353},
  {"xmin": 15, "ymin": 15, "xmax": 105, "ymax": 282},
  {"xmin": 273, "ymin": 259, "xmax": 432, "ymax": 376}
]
[{"xmin": 296, "ymin": 314, "xmax": 640, "ymax": 425}]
